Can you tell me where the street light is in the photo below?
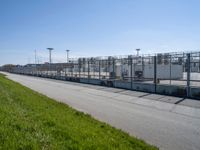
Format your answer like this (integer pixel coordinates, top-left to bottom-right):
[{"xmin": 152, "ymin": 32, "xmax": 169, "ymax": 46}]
[
  {"xmin": 136, "ymin": 49, "xmax": 140, "ymax": 56},
  {"xmin": 47, "ymin": 48, "xmax": 54, "ymax": 64},
  {"xmin": 47, "ymin": 48, "xmax": 54, "ymax": 75},
  {"xmin": 66, "ymin": 49, "xmax": 70, "ymax": 63}
]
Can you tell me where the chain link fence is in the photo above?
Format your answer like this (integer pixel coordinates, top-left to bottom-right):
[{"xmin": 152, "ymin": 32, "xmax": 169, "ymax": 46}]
[{"xmin": 2, "ymin": 51, "xmax": 200, "ymax": 99}]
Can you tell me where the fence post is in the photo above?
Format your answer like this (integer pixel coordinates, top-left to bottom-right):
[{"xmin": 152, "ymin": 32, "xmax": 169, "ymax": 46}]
[
  {"xmin": 199, "ymin": 52, "xmax": 200, "ymax": 73},
  {"xmin": 154, "ymin": 56, "xmax": 157, "ymax": 93},
  {"xmin": 142, "ymin": 56, "xmax": 145, "ymax": 81},
  {"xmin": 112, "ymin": 59, "xmax": 115, "ymax": 79},
  {"xmin": 49, "ymin": 61, "xmax": 50, "ymax": 77},
  {"xmin": 61, "ymin": 64, "xmax": 63, "ymax": 78},
  {"xmin": 79, "ymin": 61, "xmax": 81, "ymax": 78},
  {"xmin": 71, "ymin": 63, "xmax": 73, "ymax": 77},
  {"xmin": 187, "ymin": 53, "xmax": 191, "ymax": 97},
  {"xmin": 130, "ymin": 57, "xmax": 133, "ymax": 89},
  {"xmin": 88, "ymin": 60, "xmax": 90, "ymax": 81},
  {"xmin": 99, "ymin": 60, "xmax": 101, "ymax": 79},
  {"xmin": 65, "ymin": 63, "xmax": 67, "ymax": 78},
  {"xmin": 170, "ymin": 55, "xmax": 172, "ymax": 85}
]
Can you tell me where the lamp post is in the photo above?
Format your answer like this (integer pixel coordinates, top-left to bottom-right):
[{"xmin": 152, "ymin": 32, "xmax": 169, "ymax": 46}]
[
  {"xmin": 47, "ymin": 48, "xmax": 54, "ymax": 75},
  {"xmin": 66, "ymin": 49, "xmax": 70, "ymax": 63},
  {"xmin": 136, "ymin": 49, "xmax": 140, "ymax": 56}
]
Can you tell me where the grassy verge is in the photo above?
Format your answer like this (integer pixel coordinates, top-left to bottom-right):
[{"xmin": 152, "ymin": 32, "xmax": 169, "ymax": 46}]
[{"xmin": 0, "ymin": 74, "xmax": 158, "ymax": 150}]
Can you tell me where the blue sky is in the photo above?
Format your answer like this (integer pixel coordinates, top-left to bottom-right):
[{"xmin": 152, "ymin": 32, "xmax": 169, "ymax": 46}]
[{"xmin": 0, "ymin": 0, "xmax": 200, "ymax": 65}]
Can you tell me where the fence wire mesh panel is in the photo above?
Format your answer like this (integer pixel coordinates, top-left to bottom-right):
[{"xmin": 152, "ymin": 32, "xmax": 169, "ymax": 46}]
[
  {"xmin": 190, "ymin": 52, "xmax": 200, "ymax": 87},
  {"xmin": 2, "ymin": 51, "xmax": 200, "ymax": 99}
]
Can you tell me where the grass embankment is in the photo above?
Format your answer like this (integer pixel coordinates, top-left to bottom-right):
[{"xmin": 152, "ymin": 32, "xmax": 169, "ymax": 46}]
[{"xmin": 0, "ymin": 74, "xmax": 158, "ymax": 150}]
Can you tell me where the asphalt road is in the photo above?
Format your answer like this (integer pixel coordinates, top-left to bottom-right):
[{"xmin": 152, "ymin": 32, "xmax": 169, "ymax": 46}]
[{"xmin": 3, "ymin": 72, "xmax": 200, "ymax": 150}]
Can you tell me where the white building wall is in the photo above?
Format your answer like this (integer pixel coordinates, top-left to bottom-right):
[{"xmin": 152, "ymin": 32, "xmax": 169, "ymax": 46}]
[{"xmin": 144, "ymin": 64, "xmax": 183, "ymax": 79}]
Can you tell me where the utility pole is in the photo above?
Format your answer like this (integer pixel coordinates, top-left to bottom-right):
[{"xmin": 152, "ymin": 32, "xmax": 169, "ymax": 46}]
[
  {"xmin": 35, "ymin": 50, "xmax": 37, "ymax": 75},
  {"xmin": 35, "ymin": 50, "xmax": 37, "ymax": 65},
  {"xmin": 66, "ymin": 49, "xmax": 70, "ymax": 63}
]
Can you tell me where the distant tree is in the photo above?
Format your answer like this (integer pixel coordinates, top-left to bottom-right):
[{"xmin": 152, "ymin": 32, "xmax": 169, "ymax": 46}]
[{"xmin": 1, "ymin": 64, "xmax": 16, "ymax": 72}]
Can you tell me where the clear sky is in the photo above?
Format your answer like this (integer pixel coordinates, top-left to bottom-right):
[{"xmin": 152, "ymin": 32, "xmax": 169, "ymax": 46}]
[{"xmin": 0, "ymin": 0, "xmax": 200, "ymax": 65}]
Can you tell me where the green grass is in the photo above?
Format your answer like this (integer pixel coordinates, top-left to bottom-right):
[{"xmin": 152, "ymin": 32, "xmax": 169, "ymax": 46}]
[{"xmin": 0, "ymin": 74, "xmax": 158, "ymax": 150}]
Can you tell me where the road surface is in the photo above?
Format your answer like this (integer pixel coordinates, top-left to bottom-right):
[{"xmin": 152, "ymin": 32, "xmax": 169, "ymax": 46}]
[{"xmin": 2, "ymin": 72, "xmax": 200, "ymax": 150}]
